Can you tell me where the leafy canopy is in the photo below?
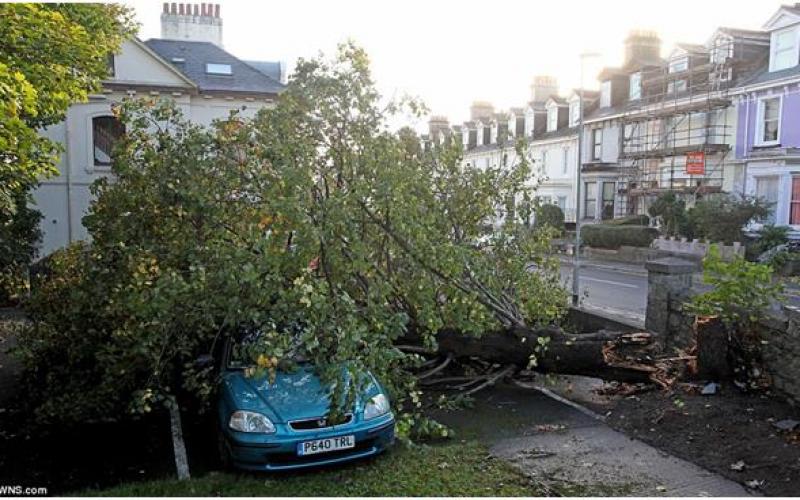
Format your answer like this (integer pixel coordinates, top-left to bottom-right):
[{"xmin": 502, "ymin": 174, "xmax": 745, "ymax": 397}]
[
  {"xmin": 0, "ymin": 3, "xmax": 135, "ymax": 215},
  {"xmin": 20, "ymin": 44, "xmax": 567, "ymax": 432}
]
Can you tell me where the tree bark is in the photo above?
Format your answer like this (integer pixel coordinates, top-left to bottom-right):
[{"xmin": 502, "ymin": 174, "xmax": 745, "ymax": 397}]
[
  {"xmin": 695, "ymin": 315, "xmax": 730, "ymax": 381},
  {"xmin": 413, "ymin": 326, "xmax": 660, "ymax": 383},
  {"xmin": 167, "ymin": 395, "xmax": 191, "ymax": 480}
]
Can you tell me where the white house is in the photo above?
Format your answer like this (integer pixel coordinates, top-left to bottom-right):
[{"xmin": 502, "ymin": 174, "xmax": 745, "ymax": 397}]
[{"xmin": 33, "ymin": 3, "xmax": 285, "ymax": 254}]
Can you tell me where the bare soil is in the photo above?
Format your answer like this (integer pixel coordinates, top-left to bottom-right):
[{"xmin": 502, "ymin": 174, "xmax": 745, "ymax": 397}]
[{"xmin": 599, "ymin": 382, "xmax": 800, "ymax": 496}]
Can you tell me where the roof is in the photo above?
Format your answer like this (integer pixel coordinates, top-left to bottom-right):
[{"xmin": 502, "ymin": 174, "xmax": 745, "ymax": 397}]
[
  {"xmin": 546, "ymin": 96, "xmax": 568, "ymax": 106},
  {"xmin": 715, "ymin": 27, "xmax": 769, "ymax": 40},
  {"xmin": 508, "ymin": 107, "xmax": 525, "ymax": 115},
  {"xmin": 738, "ymin": 62, "xmax": 800, "ymax": 87},
  {"xmin": 782, "ymin": 3, "xmax": 800, "ymax": 16},
  {"xmin": 674, "ymin": 43, "xmax": 708, "ymax": 55},
  {"xmin": 244, "ymin": 60, "xmax": 283, "ymax": 83},
  {"xmin": 144, "ymin": 39, "xmax": 284, "ymax": 95}
]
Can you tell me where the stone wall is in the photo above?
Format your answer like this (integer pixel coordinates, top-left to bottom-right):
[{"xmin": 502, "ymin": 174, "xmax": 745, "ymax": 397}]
[
  {"xmin": 645, "ymin": 257, "xmax": 800, "ymax": 405},
  {"xmin": 652, "ymin": 236, "xmax": 745, "ymax": 261}
]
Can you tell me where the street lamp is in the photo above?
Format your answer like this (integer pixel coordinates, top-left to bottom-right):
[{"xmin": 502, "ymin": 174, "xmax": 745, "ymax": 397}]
[{"xmin": 573, "ymin": 51, "xmax": 601, "ymax": 306}]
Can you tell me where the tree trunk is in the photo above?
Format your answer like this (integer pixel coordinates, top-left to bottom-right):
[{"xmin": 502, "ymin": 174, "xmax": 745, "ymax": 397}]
[
  {"xmin": 695, "ymin": 315, "xmax": 730, "ymax": 381},
  {"xmin": 417, "ymin": 326, "xmax": 660, "ymax": 383},
  {"xmin": 167, "ymin": 395, "xmax": 191, "ymax": 480}
]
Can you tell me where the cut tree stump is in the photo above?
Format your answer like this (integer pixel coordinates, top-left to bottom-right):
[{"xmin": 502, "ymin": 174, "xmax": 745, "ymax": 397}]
[{"xmin": 695, "ymin": 315, "xmax": 730, "ymax": 381}]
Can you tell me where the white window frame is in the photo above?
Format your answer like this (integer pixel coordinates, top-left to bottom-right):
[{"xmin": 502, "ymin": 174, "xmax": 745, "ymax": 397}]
[
  {"xmin": 770, "ymin": 26, "xmax": 800, "ymax": 72},
  {"xmin": 668, "ymin": 56, "xmax": 688, "ymax": 73},
  {"xmin": 547, "ymin": 108, "xmax": 558, "ymax": 132},
  {"xmin": 756, "ymin": 95, "xmax": 783, "ymax": 147},
  {"xmin": 600, "ymin": 81, "xmax": 611, "ymax": 108},
  {"xmin": 710, "ymin": 36, "xmax": 733, "ymax": 65},
  {"xmin": 667, "ymin": 79, "xmax": 687, "ymax": 94},
  {"xmin": 591, "ymin": 128, "xmax": 603, "ymax": 161},
  {"xmin": 629, "ymin": 72, "xmax": 641, "ymax": 101},
  {"xmin": 569, "ymin": 101, "xmax": 580, "ymax": 127}
]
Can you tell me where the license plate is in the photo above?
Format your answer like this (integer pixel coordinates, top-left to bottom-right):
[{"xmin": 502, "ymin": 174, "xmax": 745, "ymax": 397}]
[{"xmin": 297, "ymin": 435, "xmax": 355, "ymax": 456}]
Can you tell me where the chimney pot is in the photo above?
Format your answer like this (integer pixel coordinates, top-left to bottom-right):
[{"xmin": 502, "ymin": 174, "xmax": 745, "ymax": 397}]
[
  {"xmin": 170, "ymin": 2, "xmax": 177, "ymax": 14},
  {"xmin": 178, "ymin": 3, "xmax": 185, "ymax": 15},
  {"xmin": 202, "ymin": 3, "xmax": 208, "ymax": 16},
  {"xmin": 214, "ymin": 4, "xmax": 220, "ymax": 18},
  {"xmin": 163, "ymin": 2, "xmax": 169, "ymax": 13}
]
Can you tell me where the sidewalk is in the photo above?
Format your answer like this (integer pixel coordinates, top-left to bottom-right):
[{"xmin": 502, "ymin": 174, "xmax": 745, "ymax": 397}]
[{"xmin": 436, "ymin": 384, "xmax": 754, "ymax": 496}]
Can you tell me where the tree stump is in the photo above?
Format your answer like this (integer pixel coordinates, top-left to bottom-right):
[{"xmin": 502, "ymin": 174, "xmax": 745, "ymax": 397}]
[{"xmin": 695, "ymin": 315, "xmax": 730, "ymax": 381}]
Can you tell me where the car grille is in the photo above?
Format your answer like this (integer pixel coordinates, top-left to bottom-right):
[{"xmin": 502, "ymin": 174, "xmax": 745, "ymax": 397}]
[{"xmin": 288, "ymin": 413, "xmax": 353, "ymax": 431}]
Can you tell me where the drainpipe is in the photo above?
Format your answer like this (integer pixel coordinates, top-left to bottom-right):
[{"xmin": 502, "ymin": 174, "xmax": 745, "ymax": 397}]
[
  {"xmin": 742, "ymin": 94, "xmax": 750, "ymax": 197},
  {"xmin": 64, "ymin": 111, "xmax": 73, "ymax": 244}
]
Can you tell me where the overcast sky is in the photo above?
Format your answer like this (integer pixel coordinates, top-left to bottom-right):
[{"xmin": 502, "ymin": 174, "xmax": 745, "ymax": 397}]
[{"xmin": 124, "ymin": 0, "xmax": 785, "ymax": 129}]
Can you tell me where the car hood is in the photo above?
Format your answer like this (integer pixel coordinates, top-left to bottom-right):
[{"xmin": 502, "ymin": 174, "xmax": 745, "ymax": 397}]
[{"xmin": 223, "ymin": 365, "xmax": 380, "ymax": 423}]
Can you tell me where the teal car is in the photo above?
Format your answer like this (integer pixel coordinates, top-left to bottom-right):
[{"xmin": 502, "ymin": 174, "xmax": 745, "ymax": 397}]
[{"xmin": 215, "ymin": 329, "xmax": 395, "ymax": 471}]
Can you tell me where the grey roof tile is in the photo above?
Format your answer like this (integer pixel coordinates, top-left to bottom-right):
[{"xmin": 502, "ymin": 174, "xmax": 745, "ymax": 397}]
[{"xmin": 144, "ymin": 39, "xmax": 284, "ymax": 95}]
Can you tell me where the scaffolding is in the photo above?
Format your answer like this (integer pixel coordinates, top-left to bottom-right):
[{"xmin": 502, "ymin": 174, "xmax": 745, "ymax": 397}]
[{"xmin": 614, "ymin": 36, "xmax": 763, "ymax": 217}]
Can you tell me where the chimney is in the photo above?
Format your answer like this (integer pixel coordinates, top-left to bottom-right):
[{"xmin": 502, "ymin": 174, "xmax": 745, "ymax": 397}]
[
  {"xmin": 161, "ymin": 2, "xmax": 223, "ymax": 47},
  {"xmin": 530, "ymin": 76, "xmax": 558, "ymax": 104},
  {"xmin": 469, "ymin": 101, "xmax": 494, "ymax": 122},
  {"xmin": 428, "ymin": 116, "xmax": 450, "ymax": 143},
  {"xmin": 624, "ymin": 30, "xmax": 661, "ymax": 67}
]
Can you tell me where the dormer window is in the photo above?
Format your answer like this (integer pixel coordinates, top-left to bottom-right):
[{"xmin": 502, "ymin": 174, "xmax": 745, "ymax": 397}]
[
  {"xmin": 206, "ymin": 63, "xmax": 232, "ymax": 75},
  {"xmin": 629, "ymin": 72, "xmax": 642, "ymax": 100},
  {"xmin": 669, "ymin": 56, "xmax": 688, "ymax": 73},
  {"xmin": 600, "ymin": 81, "xmax": 611, "ymax": 108},
  {"xmin": 547, "ymin": 107, "xmax": 558, "ymax": 132},
  {"xmin": 770, "ymin": 26, "xmax": 799, "ymax": 72},
  {"xmin": 710, "ymin": 36, "xmax": 733, "ymax": 64},
  {"xmin": 569, "ymin": 101, "xmax": 580, "ymax": 127}
]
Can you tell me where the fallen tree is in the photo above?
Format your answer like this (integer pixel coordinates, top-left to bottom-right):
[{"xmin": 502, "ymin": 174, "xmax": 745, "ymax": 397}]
[{"xmin": 20, "ymin": 43, "xmax": 677, "ymax": 478}]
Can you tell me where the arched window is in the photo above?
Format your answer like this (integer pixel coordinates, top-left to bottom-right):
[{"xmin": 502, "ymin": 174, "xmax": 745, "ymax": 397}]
[{"xmin": 92, "ymin": 115, "xmax": 125, "ymax": 167}]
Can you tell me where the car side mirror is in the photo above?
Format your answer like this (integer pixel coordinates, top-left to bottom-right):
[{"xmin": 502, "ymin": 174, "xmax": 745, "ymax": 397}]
[{"xmin": 195, "ymin": 354, "xmax": 214, "ymax": 368}]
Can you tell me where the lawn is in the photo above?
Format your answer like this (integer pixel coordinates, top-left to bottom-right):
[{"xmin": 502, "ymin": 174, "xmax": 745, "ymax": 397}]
[{"xmin": 81, "ymin": 441, "xmax": 546, "ymax": 496}]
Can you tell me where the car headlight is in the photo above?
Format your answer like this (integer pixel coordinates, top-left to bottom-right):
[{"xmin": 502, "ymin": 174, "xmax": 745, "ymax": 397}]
[
  {"xmin": 363, "ymin": 393, "xmax": 390, "ymax": 420},
  {"xmin": 228, "ymin": 410, "xmax": 276, "ymax": 433}
]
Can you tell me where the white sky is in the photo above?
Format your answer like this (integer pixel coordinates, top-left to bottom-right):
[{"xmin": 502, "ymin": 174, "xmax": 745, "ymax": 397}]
[{"xmin": 124, "ymin": 0, "xmax": 786, "ymax": 129}]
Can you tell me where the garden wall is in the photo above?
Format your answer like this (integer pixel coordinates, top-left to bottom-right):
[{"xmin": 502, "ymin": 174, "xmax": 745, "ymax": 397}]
[{"xmin": 645, "ymin": 258, "xmax": 800, "ymax": 405}]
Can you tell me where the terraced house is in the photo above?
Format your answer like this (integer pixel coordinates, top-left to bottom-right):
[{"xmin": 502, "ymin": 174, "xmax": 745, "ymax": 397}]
[
  {"xmin": 737, "ymin": 4, "xmax": 800, "ymax": 233},
  {"xmin": 34, "ymin": 2, "xmax": 285, "ymax": 254},
  {"xmin": 423, "ymin": 77, "xmax": 593, "ymax": 224}
]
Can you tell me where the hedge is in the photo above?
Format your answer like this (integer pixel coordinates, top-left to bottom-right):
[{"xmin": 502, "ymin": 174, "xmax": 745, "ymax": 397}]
[
  {"xmin": 581, "ymin": 224, "xmax": 658, "ymax": 249},
  {"xmin": 604, "ymin": 214, "xmax": 650, "ymax": 226}
]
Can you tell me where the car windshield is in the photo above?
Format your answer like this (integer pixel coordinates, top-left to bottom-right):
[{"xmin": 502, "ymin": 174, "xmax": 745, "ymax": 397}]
[{"xmin": 227, "ymin": 326, "xmax": 307, "ymax": 370}]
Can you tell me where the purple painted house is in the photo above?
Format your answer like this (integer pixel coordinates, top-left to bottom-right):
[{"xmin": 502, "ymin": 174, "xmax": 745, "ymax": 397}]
[{"xmin": 737, "ymin": 4, "xmax": 800, "ymax": 231}]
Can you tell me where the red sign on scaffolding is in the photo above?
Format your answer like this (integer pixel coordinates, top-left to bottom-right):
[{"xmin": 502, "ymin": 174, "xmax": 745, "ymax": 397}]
[{"xmin": 686, "ymin": 151, "xmax": 705, "ymax": 175}]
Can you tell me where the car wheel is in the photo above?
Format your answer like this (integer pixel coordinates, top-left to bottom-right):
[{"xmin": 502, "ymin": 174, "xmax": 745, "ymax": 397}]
[{"xmin": 217, "ymin": 427, "xmax": 233, "ymax": 471}]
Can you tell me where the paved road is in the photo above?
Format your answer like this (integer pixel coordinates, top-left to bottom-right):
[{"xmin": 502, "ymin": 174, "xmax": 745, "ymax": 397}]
[{"xmin": 559, "ymin": 260, "xmax": 648, "ymax": 324}]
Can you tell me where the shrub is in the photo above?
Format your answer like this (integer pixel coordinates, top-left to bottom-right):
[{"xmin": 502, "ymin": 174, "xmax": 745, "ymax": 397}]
[
  {"xmin": 687, "ymin": 195, "xmax": 772, "ymax": 244},
  {"xmin": 535, "ymin": 204, "xmax": 565, "ymax": 233},
  {"xmin": 605, "ymin": 214, "xmax": 650, "ymax": 226},
  {"xmin": 581, "ymin": 224, "xmax": 658, "ymax": 249},
  {"xmin": 0, "ymin": 193, "xmax": 42, "ymax": 305},
  {"xmin": 648, "ymin": 192, "xmax": 688, "ymax": 237}
]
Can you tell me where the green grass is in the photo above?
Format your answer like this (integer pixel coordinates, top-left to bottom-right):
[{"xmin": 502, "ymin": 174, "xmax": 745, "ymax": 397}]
[{"xmin": 80, "ymin": 441, "xmax": 547, "ymax": 497}]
